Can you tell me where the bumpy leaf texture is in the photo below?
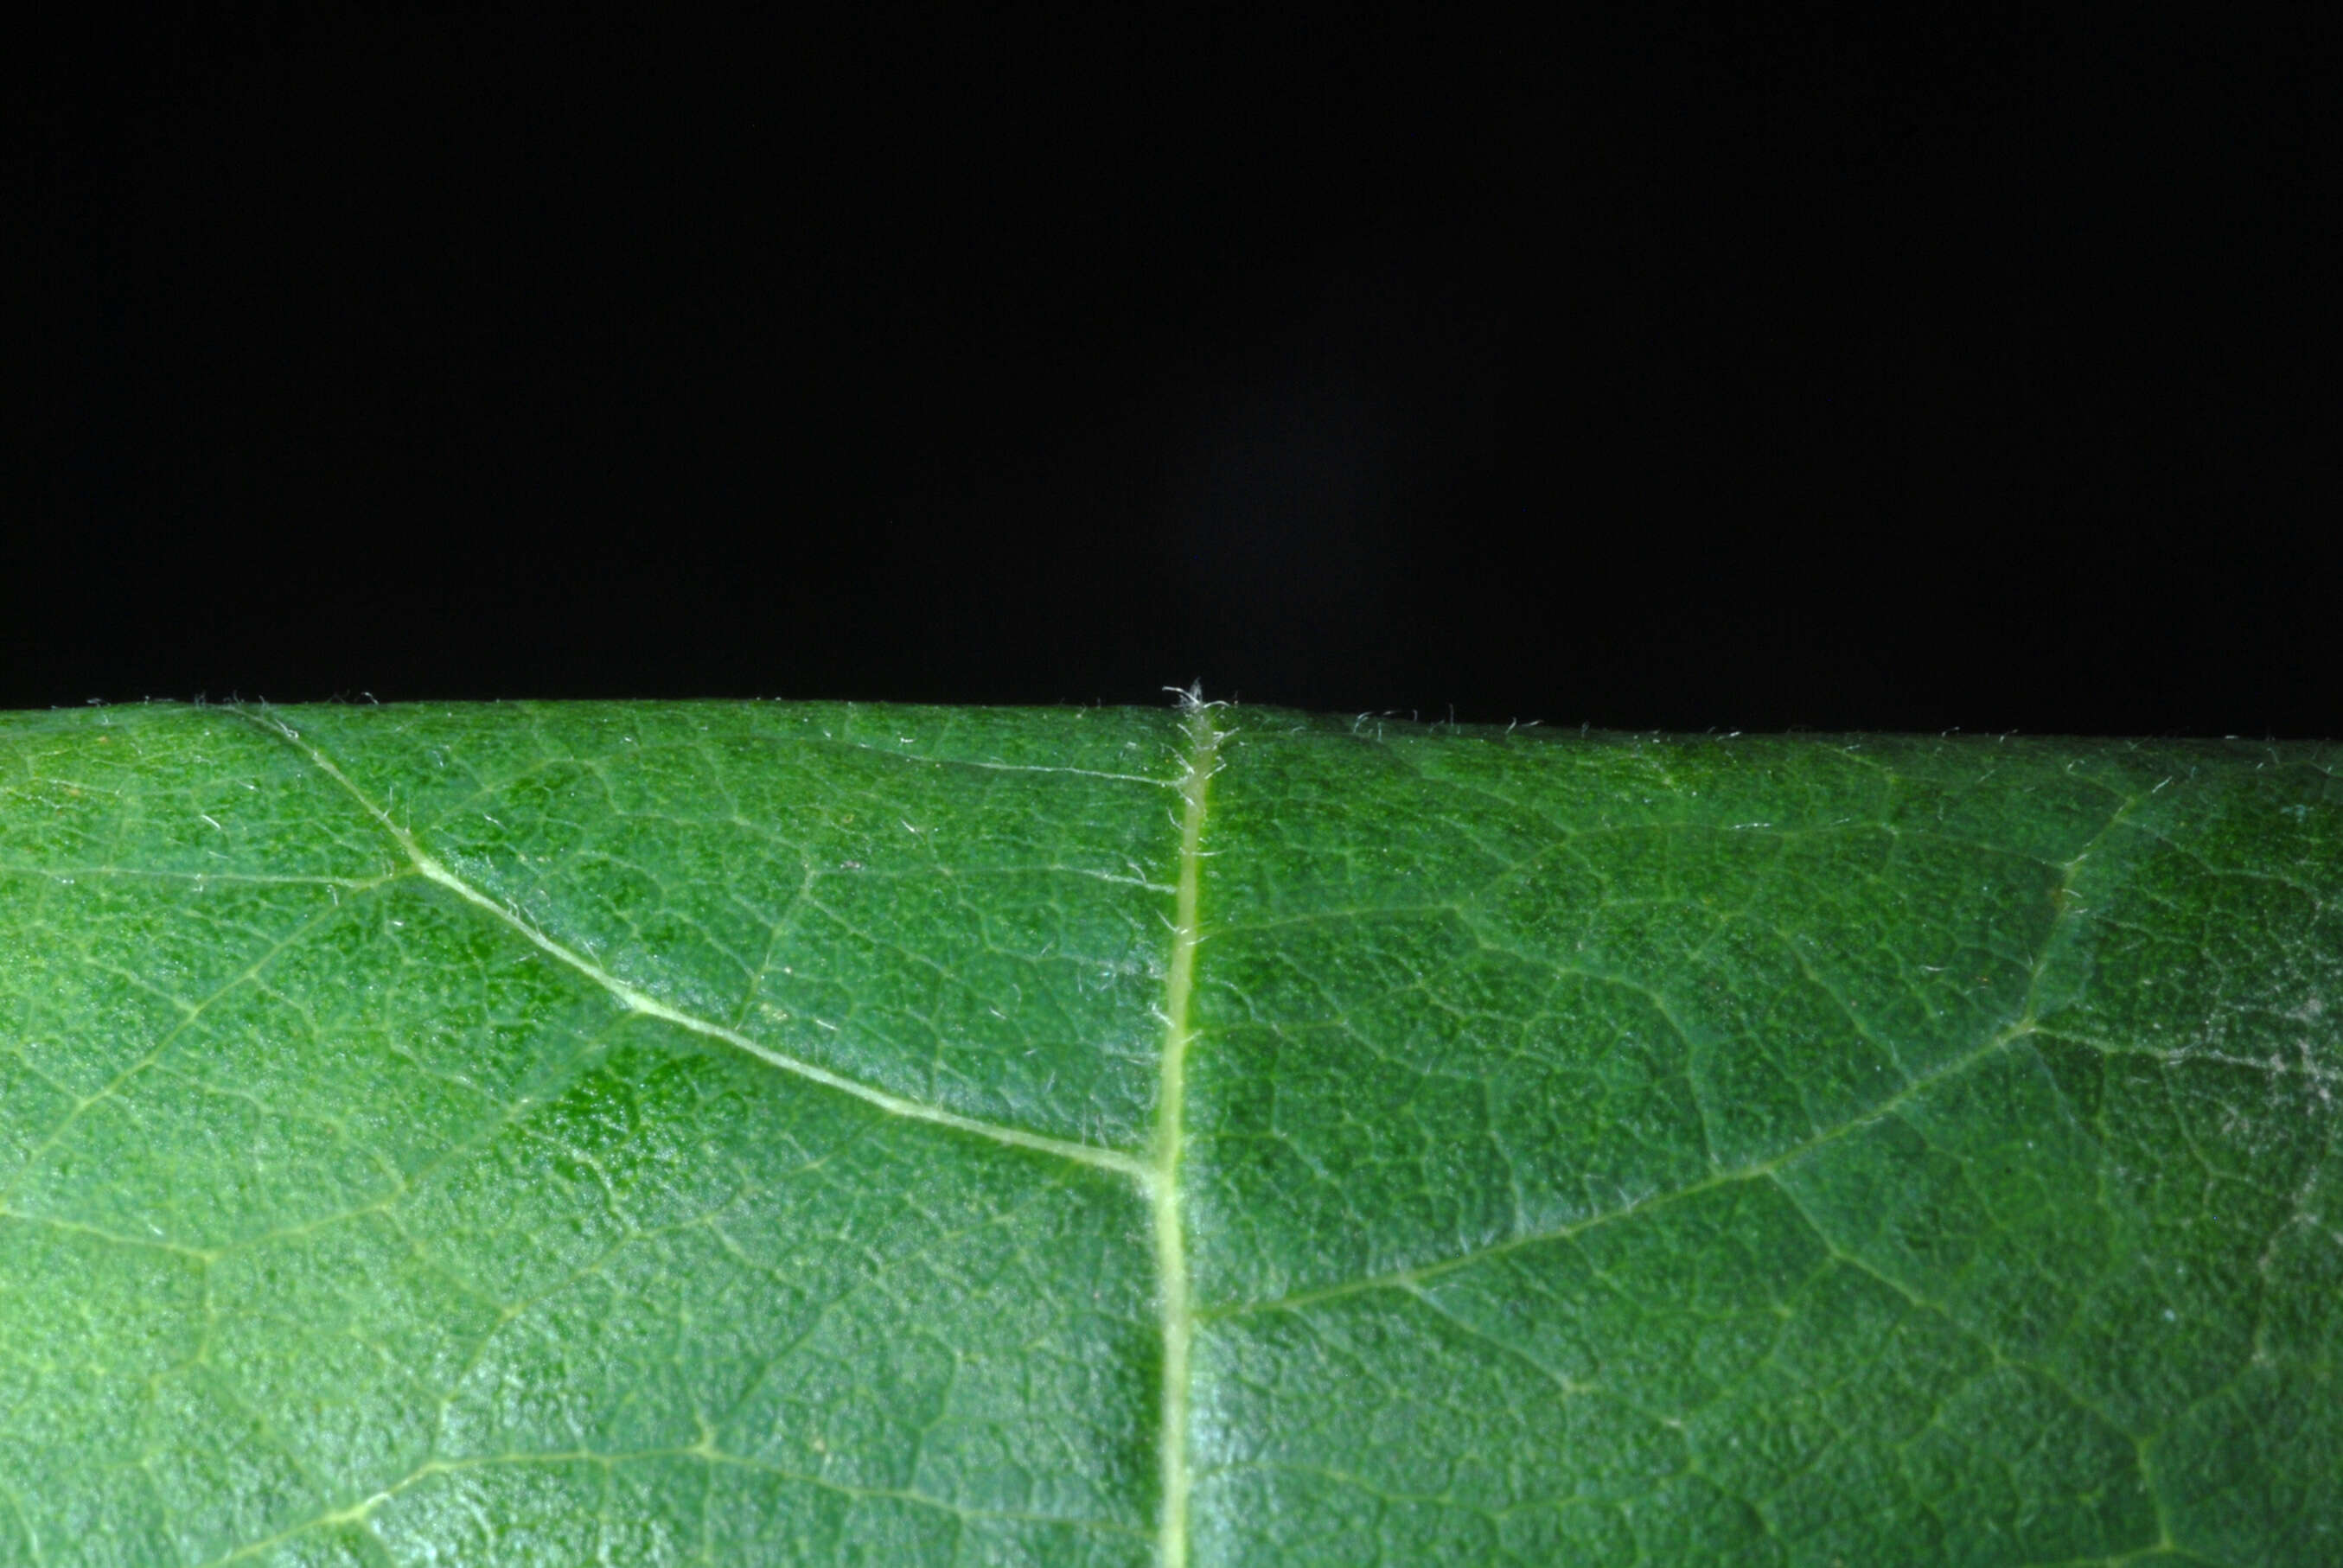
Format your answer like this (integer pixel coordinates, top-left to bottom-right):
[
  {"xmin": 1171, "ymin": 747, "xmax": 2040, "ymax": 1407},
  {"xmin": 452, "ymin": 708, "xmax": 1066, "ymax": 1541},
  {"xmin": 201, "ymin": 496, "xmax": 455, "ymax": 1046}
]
[{"xmin": 0, "ymin": 701, "xmax": 2336, "ymax": 1567}]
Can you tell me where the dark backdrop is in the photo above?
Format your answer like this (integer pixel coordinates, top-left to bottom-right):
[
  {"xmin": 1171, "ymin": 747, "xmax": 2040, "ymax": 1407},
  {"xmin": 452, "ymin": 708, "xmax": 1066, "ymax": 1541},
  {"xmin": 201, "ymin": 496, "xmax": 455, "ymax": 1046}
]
[{"xmin": 6, "ymin": 6, "xmax": 2337, "ymax": 732}]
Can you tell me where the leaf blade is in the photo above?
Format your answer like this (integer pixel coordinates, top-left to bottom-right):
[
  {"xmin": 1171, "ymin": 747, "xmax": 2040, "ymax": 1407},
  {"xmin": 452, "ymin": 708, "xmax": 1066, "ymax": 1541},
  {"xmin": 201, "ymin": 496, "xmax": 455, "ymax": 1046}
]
[{"xmin": 0, "ymin": 704, "xmax": 2336, "ymax": 1565}]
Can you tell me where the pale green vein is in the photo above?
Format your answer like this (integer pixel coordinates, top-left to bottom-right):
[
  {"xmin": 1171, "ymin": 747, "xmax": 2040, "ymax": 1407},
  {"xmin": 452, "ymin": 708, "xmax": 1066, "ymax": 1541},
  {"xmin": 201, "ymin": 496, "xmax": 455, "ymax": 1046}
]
[
  {"xmin": 0, "ymin": 893, "xmax": 367, "ymax": 1211},
  {"xmin": 820, "ymin": 737, "xmax": 1181, "ymax": 788},
  {"xmin": 1205, "ymin": 790, "xmax": 2135, "ymax": 1324},
  {"xmin": 0, "ymin": 1478, "xmax": 41, "ymax": 1568},
  {"xmin": 1210, "ymin": 1048, "xmax": 2005, "ymax": 1320},
  {"xmin": 1150, "ymin": 692, "xmax": 1221, "ymax": 1568},
  {"xmin": 0, "ymin": 1209, "xmax": 220, "ymax": 1263},
  {"xmin": 198, "ymin": 1444, "xmax": 1154, "ymax": 1568},
  {"xmin": 1208, "ymin": 1029, "xmax": 2047, "ymax": 1326},
  {"xmin": 233, "ymin": 706, "xmax": 1150, "ymax": 1182},
  {"xmin": 0, "ymin": 864, "xmax": 400, "ymax": 889}
]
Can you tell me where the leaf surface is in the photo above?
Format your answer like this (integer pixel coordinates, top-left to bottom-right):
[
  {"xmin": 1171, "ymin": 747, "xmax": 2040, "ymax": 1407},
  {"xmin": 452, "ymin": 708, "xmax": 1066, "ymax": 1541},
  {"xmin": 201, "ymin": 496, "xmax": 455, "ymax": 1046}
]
[{"xmin": 0, "ymin": 702, "xmax": 2336, "ymax": 1566}]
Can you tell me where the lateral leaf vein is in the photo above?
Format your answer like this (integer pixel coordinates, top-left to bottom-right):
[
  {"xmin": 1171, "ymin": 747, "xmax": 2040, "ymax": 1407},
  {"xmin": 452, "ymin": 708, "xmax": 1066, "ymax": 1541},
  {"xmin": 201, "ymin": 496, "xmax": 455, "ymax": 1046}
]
[{"xmin": 233, "ymin": 705, "xmax": 1147, "ymax": 1180}]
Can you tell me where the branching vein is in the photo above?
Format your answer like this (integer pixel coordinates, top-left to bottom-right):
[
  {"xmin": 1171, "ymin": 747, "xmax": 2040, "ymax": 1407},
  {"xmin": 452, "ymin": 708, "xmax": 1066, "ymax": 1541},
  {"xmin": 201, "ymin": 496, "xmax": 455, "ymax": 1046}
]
[{"xmin": 233, "ymin": 706, "xmax": 1148, "ymax": 1182}]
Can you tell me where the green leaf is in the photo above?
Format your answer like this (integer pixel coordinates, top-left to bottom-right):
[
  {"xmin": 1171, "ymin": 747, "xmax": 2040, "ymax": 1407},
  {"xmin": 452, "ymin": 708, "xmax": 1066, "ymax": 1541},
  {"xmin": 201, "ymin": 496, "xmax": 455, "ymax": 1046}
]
[{"xmin": 1, "ymin": 700, "xmax": 2336, "ymax": 1567}]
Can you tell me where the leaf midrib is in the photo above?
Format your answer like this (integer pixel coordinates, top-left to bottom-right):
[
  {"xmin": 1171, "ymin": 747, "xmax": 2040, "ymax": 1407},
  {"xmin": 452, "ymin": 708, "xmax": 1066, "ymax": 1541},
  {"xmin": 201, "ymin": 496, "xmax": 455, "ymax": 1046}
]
[{"xmin": 1149, "ymin": 698, "xmax": 1220, "ymax": 1568}]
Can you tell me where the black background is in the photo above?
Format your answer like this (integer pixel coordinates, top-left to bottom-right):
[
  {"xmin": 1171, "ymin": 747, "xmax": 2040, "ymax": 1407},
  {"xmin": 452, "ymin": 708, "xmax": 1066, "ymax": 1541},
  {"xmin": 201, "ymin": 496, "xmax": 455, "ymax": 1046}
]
[{"xmin": 5, "ymin": 5, "xmax": 2337, "ymax": 733}]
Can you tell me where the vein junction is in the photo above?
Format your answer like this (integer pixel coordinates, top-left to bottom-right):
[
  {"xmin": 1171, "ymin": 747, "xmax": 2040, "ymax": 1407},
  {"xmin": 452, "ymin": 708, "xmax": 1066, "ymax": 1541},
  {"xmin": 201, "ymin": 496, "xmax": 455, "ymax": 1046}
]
[{"xmin": 243, "ymin": 700, "xmax": 1225, "ymax": 1567}]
